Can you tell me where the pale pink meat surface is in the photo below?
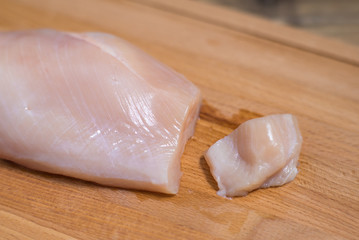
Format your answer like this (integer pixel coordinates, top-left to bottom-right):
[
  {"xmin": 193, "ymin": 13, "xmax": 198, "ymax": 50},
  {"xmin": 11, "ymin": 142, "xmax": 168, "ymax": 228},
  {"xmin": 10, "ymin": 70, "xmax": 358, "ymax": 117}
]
[
  {"xmin": 0, "ymin": 29, "xmax": 201, "ymax": 194},
  {"xmin": 204, "ymin": 114, "xmax": 302, "ymax": 197}
]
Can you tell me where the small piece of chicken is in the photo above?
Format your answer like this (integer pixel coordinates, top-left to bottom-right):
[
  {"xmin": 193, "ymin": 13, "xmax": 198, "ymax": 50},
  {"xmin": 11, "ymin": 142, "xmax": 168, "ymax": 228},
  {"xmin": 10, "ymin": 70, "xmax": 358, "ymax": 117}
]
[{"xmin": 204, "ymin": 114, "xmax": 302, "ymax": 197}]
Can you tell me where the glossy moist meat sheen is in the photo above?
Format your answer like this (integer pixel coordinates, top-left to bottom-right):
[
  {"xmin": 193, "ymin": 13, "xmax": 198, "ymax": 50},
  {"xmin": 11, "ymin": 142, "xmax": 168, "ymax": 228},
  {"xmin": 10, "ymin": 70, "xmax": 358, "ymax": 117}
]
[
  {"xmin": 205, "ymin": 114, "xmax": 302, "ymax": 197},
  {"xmin": 0, "ymin": 30, "xmax": 201, "ymax": 194}
]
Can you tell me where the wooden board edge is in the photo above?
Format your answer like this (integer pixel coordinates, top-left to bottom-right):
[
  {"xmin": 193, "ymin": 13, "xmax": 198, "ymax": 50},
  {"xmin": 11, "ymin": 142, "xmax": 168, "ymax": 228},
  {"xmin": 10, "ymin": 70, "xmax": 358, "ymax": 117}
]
[{"xmin": 132, "ymin": 0, "xmax": 359, "ymax": 66}]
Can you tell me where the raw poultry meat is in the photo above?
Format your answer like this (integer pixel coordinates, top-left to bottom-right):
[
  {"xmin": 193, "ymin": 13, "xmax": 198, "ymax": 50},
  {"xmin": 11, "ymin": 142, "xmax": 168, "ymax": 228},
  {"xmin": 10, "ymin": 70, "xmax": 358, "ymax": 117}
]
[
  {"xmin": 204, "ymin": 114, "xmax": 302, "ymax": 197},
  {"xmin": 0, "ymin": 29, "xmax": 201, "ymax": 194}
]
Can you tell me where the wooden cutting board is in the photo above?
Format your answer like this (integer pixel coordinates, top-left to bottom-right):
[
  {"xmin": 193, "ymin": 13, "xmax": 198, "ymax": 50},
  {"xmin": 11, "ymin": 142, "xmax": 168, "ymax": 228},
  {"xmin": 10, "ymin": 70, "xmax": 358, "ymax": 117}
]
[{"xmin": 0, "ymin": 0, "xmax": 358, "ymax": 239}]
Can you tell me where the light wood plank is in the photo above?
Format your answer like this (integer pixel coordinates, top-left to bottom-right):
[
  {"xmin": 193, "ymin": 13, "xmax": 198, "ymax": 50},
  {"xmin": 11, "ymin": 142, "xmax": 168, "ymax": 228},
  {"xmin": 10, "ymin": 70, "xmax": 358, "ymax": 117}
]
[{"xmin": 0, "ymin": 0, "xmax": 358, "ymax": 239}]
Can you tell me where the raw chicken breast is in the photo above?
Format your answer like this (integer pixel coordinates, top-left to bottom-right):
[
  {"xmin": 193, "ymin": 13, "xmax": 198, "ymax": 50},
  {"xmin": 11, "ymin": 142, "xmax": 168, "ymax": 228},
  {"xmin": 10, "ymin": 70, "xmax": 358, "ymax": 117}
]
[
  {"xmin": 204, "ymin": 114, "xmax": 302, "ymax": 197},
  {"xmin": 0, "ymin": 29, "xmax": 201, "ymax": 194}
]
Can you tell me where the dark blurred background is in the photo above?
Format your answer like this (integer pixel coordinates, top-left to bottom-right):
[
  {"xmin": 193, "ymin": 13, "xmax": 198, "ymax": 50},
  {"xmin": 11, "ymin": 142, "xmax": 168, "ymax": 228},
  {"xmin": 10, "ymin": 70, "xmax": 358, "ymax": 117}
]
[{"xmin": 199, "ymin": 0, "xmax": 359, "ymax": 46}]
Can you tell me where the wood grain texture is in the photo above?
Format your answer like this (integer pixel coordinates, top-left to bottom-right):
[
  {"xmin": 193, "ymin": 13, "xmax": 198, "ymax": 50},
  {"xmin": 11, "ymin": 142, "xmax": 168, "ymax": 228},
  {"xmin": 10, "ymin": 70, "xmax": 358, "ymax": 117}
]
[{"xmin": 0, "ymin": 0, "xmax": 358, "ymax": 239}]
